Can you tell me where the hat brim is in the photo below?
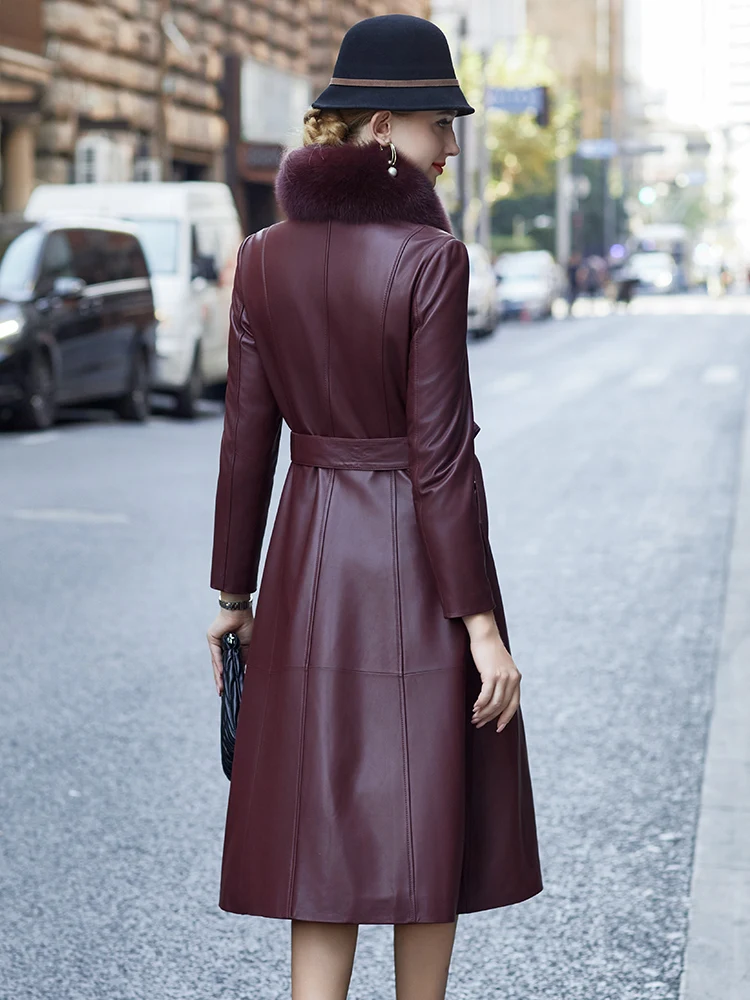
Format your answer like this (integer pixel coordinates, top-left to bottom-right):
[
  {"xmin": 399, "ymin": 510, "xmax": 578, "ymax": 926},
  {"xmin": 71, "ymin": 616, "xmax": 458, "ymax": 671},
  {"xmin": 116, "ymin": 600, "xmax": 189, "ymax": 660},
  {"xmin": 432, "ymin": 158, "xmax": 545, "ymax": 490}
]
[{"xmin": 312, "ymin": 83, "xmax": 475, "ymax": 116}]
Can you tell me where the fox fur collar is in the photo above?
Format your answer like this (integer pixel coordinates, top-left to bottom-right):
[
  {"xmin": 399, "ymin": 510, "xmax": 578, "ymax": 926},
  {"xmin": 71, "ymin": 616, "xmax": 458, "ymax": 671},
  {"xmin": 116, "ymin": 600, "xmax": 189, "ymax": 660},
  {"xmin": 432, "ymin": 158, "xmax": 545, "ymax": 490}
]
[{"xmin": 275, "ymin": 140, "xmax": 453, "ymax": 234}]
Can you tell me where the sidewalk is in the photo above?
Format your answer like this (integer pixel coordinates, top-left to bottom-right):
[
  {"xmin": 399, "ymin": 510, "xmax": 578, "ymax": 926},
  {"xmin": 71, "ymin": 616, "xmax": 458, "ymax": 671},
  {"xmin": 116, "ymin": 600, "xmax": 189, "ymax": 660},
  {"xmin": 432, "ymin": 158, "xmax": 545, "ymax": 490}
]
[{"xmin": 679, "ymin": 384, "xmax": 750, "ymax": 998}]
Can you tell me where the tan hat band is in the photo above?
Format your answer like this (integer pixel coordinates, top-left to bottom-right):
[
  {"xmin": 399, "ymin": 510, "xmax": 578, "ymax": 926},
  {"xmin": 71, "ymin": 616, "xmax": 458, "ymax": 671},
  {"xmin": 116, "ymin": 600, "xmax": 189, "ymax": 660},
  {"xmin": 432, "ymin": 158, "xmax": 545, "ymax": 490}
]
[{"xmin": 329, "ymin": 77, "xmax": 460, "ymax": 88}]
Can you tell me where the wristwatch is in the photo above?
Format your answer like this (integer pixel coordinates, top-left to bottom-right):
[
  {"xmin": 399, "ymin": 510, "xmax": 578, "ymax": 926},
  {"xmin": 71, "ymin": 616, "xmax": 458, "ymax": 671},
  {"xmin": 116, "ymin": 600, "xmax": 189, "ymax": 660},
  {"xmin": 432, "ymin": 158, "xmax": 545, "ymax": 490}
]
[{"xmin": 219, "ymin": 598, "xmax": 253, "ymax": 611}]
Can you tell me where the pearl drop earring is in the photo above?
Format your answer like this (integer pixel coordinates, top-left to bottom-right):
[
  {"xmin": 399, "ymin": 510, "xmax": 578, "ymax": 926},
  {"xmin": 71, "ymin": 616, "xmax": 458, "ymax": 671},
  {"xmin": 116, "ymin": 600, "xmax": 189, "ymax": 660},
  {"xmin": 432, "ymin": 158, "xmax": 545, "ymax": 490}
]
[{"xmin": 386, "ymin": 141, "xmax": 398, "ymax": 177}]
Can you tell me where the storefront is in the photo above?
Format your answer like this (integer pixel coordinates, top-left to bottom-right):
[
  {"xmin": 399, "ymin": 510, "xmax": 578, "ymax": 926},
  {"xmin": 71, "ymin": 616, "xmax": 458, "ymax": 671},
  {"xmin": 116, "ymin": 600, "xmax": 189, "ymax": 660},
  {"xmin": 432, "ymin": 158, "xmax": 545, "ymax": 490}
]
[{"xmin": 224, "ymin": 54, "xmax": 311, "ymax": 235}]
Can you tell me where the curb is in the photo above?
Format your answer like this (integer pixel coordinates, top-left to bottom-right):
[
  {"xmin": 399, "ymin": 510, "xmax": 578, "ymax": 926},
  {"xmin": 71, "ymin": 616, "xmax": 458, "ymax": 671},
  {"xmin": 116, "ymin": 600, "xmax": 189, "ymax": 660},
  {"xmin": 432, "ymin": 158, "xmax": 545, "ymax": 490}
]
[{"xmin": 679, "ymin": 383, "xmax": 750, "ymax": 998}]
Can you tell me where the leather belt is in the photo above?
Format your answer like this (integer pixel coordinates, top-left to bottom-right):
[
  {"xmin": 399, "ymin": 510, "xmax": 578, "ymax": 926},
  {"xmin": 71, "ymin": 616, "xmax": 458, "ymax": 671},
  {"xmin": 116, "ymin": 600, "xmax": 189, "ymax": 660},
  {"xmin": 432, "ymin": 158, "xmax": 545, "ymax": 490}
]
[{"xmin": 290, "ymin": 432, "xmax": 409, "ymax": 470}]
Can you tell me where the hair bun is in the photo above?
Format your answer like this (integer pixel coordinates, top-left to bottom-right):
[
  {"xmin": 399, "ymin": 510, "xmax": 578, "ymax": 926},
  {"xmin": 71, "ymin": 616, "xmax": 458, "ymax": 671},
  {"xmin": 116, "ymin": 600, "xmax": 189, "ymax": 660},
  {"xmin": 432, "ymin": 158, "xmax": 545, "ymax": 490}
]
[{"xmin": 303, "ymin": 108, "xmax": 350, "ymax": 147}]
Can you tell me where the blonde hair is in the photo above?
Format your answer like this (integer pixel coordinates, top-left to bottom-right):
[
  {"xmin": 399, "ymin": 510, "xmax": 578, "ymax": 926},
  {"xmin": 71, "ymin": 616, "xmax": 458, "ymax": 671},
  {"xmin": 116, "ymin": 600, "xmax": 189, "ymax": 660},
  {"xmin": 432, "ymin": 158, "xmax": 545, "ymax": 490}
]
[{"xmin": 302, "ymin": 107, "xmax": 376, "ymax": 146}]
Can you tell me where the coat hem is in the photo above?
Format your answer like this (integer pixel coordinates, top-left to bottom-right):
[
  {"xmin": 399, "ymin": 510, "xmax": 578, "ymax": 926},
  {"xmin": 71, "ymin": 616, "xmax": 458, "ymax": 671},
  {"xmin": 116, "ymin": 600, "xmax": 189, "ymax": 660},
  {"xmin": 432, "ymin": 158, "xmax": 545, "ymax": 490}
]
[{"xmin": 218, "ymin": 879, "xmax": 543, "ymax": 924}]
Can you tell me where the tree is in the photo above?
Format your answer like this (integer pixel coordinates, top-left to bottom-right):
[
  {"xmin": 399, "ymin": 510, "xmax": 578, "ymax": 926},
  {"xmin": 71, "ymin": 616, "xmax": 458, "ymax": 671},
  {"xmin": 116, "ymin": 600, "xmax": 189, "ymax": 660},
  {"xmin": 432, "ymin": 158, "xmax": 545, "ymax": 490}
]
[{"xmin": 457, "ymin": 34, "xmax": 578, "ymax": 205}]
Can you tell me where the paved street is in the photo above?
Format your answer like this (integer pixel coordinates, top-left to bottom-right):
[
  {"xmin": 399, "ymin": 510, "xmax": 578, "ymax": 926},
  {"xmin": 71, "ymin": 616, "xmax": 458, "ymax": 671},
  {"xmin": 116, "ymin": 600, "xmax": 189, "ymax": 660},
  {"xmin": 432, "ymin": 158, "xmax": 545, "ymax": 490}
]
[{"xmin": 1, "ymin": 300, "xmax": 749, "ymax": 1000}]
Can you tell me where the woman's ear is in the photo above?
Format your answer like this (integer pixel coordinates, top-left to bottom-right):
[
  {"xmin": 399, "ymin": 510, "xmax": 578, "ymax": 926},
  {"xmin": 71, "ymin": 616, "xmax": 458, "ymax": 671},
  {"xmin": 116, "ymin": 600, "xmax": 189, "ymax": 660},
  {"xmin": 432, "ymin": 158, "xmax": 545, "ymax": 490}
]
[{"xmin": 368, "ymin": 110, "xmax": 392, "ymax": 145}]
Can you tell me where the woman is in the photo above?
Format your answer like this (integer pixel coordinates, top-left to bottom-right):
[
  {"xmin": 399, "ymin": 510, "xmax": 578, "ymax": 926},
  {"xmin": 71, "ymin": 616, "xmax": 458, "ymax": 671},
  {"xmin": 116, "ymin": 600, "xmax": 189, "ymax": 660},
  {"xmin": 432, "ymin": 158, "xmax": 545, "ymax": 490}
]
[{"xmin": 207, "ymin": 14, "xmax": 542, "ymax": 1000}]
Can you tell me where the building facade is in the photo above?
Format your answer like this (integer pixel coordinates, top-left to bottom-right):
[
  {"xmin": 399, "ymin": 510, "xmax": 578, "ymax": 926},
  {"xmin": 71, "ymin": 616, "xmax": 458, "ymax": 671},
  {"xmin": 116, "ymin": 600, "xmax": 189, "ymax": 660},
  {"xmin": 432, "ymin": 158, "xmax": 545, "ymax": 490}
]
[
  {"xmin": 0, "ymin": 0, "xmax": 53, "ymax": 212},
  {"xmin": 526, "ymin": 0, "xmax": 624, "ymax": 142},
  {"xmin": 0, "ymin": 0, "xmax": 428, "ymax": 227}
]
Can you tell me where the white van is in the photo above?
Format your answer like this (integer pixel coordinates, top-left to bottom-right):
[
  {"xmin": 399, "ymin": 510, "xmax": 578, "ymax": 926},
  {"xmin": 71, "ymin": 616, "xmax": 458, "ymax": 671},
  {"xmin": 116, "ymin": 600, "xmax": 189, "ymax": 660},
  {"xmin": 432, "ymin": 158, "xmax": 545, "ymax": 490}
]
[{"xmin": 25, "ymin": 182, "xmax": 243, "ymax": 417}]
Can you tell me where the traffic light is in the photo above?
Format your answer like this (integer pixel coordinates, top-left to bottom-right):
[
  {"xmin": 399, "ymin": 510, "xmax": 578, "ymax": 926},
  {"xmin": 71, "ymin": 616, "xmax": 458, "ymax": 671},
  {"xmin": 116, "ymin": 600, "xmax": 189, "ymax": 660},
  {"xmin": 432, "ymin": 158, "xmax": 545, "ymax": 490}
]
[{"xmin": 536, "ymin": 87, "xmax": 550, "ymax": 128}]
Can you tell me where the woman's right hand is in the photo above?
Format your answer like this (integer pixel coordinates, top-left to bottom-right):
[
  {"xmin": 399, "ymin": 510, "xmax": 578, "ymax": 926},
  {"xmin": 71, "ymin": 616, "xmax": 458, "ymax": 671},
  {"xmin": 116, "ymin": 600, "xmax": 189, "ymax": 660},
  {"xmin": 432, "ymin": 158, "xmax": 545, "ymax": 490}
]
[
  {"xmin": 463, "ymin": 611, "xmax": 521, "ymax": 733},
  {"xmin": 207, "ymin": 607, "xmax": 254, "ymax": 696}
]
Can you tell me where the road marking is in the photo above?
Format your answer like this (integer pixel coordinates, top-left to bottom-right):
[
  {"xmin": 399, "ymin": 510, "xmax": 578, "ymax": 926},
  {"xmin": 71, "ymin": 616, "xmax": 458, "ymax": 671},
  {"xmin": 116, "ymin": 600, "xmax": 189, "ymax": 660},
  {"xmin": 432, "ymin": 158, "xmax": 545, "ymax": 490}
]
[
  {"xmin": 560, "ymin": 369, "xmax": 601, "ymax": 393},
  {"xmin": 10, "ymin": 508, "xmax": 130, "ymax": 524},
  {"xmin": 629, "ymin": 366, "xmax": 670, "ymax": 387},
  {"xmin": 486, "ymin": 372, "xmax": 532, "ymax": 394},
  {"xmin": 702, "ymin": 365, "xmax": 739, "ymax": 385},
  {"xmin": 18, "ymin": 432, "xmax": 61, "ymax": 446},
  {"xmin": 629, "ymin": 295, "xmax": 750, "ymax": 316}
]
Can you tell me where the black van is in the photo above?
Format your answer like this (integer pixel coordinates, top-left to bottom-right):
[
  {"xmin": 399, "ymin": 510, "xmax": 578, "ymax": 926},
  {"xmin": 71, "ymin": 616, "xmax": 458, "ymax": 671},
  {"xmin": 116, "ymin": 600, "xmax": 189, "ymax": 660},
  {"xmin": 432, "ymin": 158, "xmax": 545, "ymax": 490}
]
[{"xmin": 0, "ymin": 217, "xmax": 156, "ymax": 430}]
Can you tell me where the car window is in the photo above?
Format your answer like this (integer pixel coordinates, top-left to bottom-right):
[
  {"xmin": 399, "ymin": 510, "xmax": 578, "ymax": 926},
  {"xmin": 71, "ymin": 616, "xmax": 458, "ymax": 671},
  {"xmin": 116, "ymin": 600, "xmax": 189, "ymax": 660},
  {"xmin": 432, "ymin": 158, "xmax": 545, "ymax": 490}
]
[
  {"xmin": 497, "ymin": 254, "xmax": 548, "ymax": 281},
  {"xmin": 0, "ymin": 225, "xmax": 43, "ymax": 300},
  {"xmin": 126, "ymin": 219, "xmax": 180, "ymax": 275},
  {"xmin": 37, "ymin": 230, "xmax": 77, "ymax": 295},
  {"xmin": 632, "ymin": 253, "xmax": 672, "ymax": 270},
  {"xmin": 68, "ymin": 229, "xmax": 111, "ymax": 285},
  {"xmin": 127, "ymin": 235, "xmax": 149, "ymax": 280},
  {"xmin": 99, "ymin": 230, "xmax": 150, "ymax": 283},
  {"xmin": 191, "ymin": 220, "xmax": 222, "ymax": 282}
]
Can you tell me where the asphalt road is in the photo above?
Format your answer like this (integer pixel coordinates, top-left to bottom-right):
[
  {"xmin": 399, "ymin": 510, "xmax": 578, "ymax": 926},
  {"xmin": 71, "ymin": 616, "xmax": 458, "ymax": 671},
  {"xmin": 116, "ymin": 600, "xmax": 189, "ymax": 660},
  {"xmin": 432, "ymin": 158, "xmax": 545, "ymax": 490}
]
[{"xmin": 1, "ymin": 298, "xmax": 748, "ymax": 1000}]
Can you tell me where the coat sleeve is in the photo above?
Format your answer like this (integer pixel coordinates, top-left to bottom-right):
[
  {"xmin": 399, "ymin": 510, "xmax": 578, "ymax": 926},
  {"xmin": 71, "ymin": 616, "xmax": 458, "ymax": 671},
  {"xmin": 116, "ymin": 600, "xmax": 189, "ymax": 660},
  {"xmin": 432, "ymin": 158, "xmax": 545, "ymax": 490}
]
[
  {"xmin": 406, "ymin": 237, "xmax": 496, "ymax": 619},
  {"xmin": 210, "ymin": 237, "xmax": 282, "ymax": 594}
]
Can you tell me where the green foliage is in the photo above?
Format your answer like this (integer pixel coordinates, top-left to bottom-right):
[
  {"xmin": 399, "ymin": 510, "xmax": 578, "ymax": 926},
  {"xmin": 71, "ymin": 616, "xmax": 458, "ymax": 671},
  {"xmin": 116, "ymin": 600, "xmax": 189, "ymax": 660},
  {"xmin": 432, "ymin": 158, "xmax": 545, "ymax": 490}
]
[
  {"xmin": 491, "ymin": 189, "xmax": 557, "ymax": 253},
  {"xmin": 491, "ymin": 233, "xmax": 539, "ymax": 255},
  {"xmin": 459, "ymin": 34, "xmax": 579, "ymax": 204}
]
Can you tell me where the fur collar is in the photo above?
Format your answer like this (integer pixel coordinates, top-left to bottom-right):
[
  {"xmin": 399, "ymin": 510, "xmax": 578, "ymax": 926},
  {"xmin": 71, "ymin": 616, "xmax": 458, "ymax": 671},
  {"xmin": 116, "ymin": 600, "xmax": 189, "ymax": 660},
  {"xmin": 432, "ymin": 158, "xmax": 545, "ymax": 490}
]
[{"xmin": 275, "ymin": 141, "xmax": 453, "ymax": 234}]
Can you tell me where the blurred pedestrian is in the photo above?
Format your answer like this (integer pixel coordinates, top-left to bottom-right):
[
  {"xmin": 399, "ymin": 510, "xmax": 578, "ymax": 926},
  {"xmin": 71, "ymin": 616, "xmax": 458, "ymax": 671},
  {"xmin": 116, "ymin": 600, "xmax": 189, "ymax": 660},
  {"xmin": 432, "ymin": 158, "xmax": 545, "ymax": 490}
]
[
  {"xmin": 567, "ymin": 250, "xmax": 583, "ymax": 308},
  {"xmin": 205, "ymin": 14, "xmax": 542, "ymax": 999},
  {"xmin": 615, "ymin": 269, "xmax": 639, "ymax": 306},
  {"xmin": 584, "ymin": 255, "xmax": 607, "ymax": 297}
]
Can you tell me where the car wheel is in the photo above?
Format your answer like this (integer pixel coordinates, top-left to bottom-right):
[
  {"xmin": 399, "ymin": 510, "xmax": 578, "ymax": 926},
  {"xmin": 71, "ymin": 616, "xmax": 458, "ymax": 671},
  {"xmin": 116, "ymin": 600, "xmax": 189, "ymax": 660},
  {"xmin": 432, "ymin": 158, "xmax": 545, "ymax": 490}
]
[
  {"xmin": 115, "ymin": 349, "xmax": 150, "ymax": 422},
  {"xmin": 16, "ymin": 352, "xmax": 57, "ymax": 431},
  {"xmin": 174, "ymin": 345, "xmax": 204, "ymax": 420}
]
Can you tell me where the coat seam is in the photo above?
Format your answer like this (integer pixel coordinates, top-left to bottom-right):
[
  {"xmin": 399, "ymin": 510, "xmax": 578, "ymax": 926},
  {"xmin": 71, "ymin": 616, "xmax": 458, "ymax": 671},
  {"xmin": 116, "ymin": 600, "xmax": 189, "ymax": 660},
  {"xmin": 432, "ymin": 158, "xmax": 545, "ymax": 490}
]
[
  {"xmin": 392, "ymin": 471, "xmax": 417, "ymax": 920},
  {"xmin": 220, "ymin": 333, "xmax": 246, "ymax": 584},
  {"xmin": 324, "ymin": 221, "xmax": 334, "ymax": 435},
  {"xmin": 244, "ymin": 663, "xmax": 461, "ymax": 675},
  {"xmin": 236, "ymin": 665, "xmax": 272, "ymax": 902},
  {"xmin": 380, "ymin": 228, "xmax": 423, "ymax": 436},
  {"xmin": 286, "ymin": 468, "xmax": 336, "ymax": 915},
  {"xmin": 218, "ymin": 234, "xmax": 253, "ymax": 584},
  {"xmin": 410, "ymin": 296, "xmax": 451, "ymax": 613},
  {"xmin": 408, "ymin": 237, "xmax": 462, "ymax": 615},
  {"xmin": 460, "ymin": 658, "xmax": 475, "ymax": 911},
  {"xmin": 260, "ymin": 228, "xmax": 292, "ymax": 420}
]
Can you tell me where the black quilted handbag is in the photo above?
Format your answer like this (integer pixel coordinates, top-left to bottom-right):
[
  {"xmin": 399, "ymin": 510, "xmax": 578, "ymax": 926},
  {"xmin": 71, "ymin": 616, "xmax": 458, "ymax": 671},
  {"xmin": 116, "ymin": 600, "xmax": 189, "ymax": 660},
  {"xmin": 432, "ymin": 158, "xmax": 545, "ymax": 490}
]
[{"xmin": 220, "ymin": 632, "xmax": 245, "ymax": 780}]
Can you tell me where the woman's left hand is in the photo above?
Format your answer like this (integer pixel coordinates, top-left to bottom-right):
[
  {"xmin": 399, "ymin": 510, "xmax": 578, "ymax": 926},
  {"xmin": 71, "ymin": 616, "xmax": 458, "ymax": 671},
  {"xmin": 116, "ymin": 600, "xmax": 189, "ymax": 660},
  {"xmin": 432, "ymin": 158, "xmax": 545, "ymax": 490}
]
[{"xmin": 207, "ymin": 608, "xmax": 254, "ymax": 696}]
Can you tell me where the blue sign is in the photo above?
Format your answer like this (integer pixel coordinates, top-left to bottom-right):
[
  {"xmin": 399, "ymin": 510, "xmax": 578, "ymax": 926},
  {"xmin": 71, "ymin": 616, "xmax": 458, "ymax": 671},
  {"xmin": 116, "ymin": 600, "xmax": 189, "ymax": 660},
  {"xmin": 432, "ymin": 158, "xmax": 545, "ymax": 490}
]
[
  {"xmin": 485, "ymin": 86, "xmax": 546, "ymax": 115},
  {"xmin": 577, "ymin": 139, "xmax": 618, "ymax": 159}
]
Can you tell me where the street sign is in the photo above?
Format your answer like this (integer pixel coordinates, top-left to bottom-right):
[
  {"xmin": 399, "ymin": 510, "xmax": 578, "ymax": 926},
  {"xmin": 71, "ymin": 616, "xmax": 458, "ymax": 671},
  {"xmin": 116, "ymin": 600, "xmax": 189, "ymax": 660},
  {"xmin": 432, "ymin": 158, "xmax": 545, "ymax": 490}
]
[
  {"xmin": 577, "ymin": 138, "xmax": 618, "ymax": 159},
  {"xmin": 485, "ymin": 86, "xmax": 546, "ymax": 115},
  {"xmin": 619, "ymin": 141, "xmax": 666, "ymax": 156}
]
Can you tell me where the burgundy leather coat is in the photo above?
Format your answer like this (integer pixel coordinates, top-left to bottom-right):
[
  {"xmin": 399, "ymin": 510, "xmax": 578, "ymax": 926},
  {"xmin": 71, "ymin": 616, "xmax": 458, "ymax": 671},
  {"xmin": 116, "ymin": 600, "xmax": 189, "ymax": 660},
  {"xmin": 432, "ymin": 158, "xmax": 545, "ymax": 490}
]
[{"xmin": 210, "ymin": 140, "xmax": 542, "ymax": 923}]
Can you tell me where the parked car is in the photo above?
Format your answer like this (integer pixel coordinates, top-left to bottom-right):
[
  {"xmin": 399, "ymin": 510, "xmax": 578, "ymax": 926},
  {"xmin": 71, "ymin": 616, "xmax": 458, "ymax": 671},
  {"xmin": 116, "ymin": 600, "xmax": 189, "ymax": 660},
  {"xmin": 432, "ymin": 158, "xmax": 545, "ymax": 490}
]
[
  {"xmin": 25, "ymin": 182, "xmax": 242, "ymax": 418},
  {"xmin": 466, "ymin": 242, "xmax": 498, "ymax": 338},
  {"xmin": 0, "ymin": 216, "xmax": 156, "ymax": 430},
  {"xmin": 625, "ymin": 251, "xmax": 678, "ymax": 293},
  {"xmin": 495, "ymin": 250, "xmax": 563, "ymax": 320}
]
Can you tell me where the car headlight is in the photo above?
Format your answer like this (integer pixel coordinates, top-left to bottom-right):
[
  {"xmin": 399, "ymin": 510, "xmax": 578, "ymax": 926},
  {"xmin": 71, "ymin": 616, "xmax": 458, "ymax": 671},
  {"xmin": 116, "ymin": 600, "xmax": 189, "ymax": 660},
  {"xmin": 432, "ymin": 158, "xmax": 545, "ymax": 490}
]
[{"xmin": 0, "ymin": 316, "xmax": 23, "ymax": 343}]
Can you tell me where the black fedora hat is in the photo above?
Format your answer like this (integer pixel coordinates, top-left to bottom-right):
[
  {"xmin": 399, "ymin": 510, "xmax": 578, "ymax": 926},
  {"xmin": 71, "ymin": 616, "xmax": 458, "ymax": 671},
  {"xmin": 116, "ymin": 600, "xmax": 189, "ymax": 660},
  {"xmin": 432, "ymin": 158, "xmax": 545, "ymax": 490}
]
[{"xmin": 312, "ymin": 14, "xmax": 475, "ymax": 117}]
